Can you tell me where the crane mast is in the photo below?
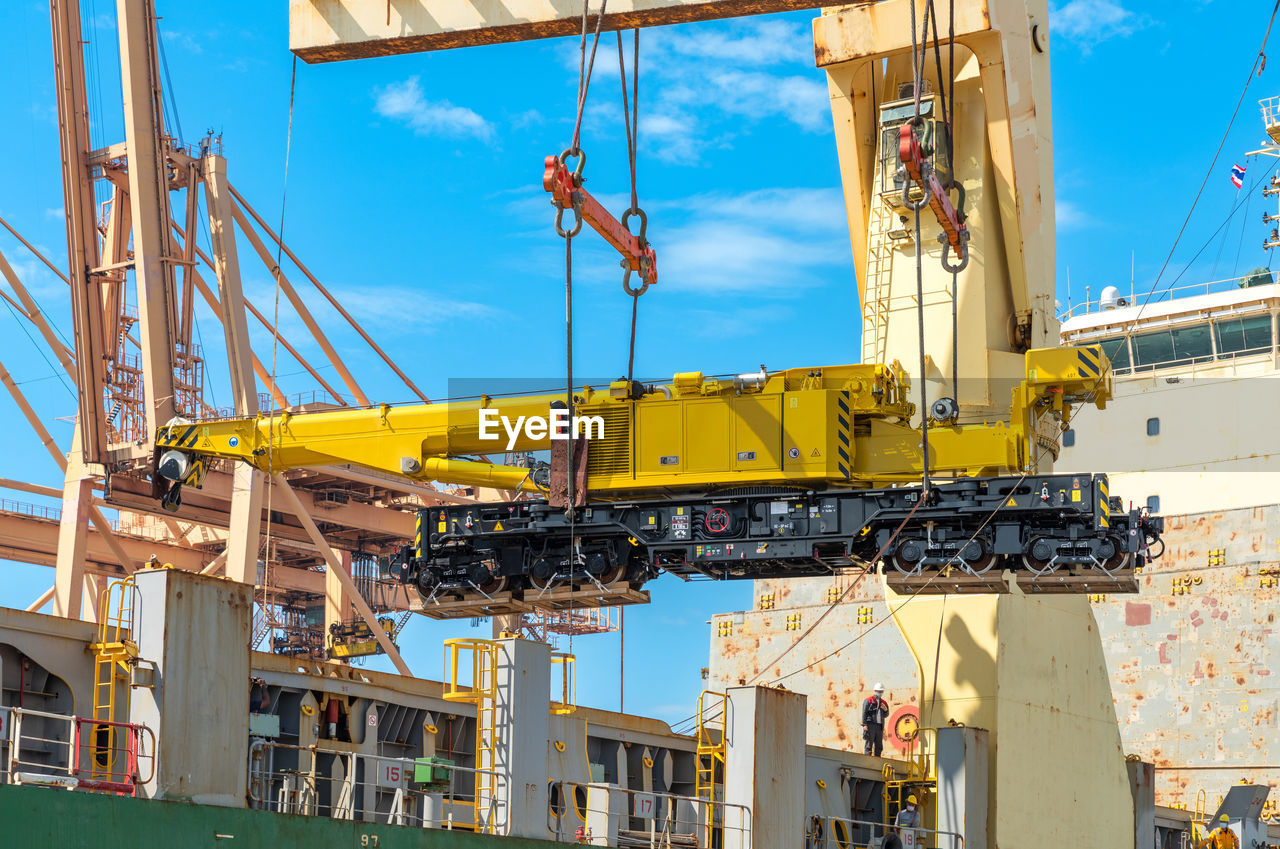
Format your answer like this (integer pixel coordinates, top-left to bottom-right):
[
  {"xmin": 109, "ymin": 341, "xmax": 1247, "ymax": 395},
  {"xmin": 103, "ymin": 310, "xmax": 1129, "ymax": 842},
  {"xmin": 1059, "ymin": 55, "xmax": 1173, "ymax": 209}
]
[{"xmin": 818, "ymin": 0, "xmax": 1057, "ymax": 416}]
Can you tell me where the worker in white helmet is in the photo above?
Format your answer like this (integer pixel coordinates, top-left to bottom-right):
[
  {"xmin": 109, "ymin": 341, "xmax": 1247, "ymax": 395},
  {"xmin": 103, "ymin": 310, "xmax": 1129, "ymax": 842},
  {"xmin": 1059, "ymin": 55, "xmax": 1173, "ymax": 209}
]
[{"xmin": 861, "ymin": 683, "xmax": 890, "ymax": 756}]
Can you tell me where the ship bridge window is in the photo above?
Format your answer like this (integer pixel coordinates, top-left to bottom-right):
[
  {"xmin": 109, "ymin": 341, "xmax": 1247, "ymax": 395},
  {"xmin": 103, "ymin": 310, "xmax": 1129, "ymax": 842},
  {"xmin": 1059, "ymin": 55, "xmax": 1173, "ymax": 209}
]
[
  {"xmin": 1214, "ymin": 314, "xmax": 1273, "ymax": 356},
  {"xmin": 1100, "ymin": 337, "xmax": 1131, "ymax": 372},
  {"xmin": 1131, "ymin": 324, "xmax": 1214, "ymax": 370}
]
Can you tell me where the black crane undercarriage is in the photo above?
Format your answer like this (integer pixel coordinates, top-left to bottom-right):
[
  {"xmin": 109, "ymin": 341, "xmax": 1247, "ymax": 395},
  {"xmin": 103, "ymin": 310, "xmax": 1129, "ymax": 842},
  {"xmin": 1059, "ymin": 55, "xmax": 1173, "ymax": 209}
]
[{"xmin": 389, "ymin": 474, "xmax": 1164, "ymax": 614}]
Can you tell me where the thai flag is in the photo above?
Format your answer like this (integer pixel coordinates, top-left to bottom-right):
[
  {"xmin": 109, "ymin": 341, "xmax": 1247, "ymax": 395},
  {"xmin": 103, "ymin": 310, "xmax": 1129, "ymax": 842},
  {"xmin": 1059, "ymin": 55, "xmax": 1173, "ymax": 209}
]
[{"xmin": 1231, "ymin": 163, "xmax": 1246, "ymax": 189}]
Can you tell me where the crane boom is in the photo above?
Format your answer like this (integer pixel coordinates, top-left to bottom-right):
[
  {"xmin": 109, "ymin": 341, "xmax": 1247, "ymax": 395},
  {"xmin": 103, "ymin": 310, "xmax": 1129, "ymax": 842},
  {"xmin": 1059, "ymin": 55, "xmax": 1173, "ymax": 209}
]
[{"xmin": 157, "ymin": 348, "xmax": 1106, "ymax": 507}]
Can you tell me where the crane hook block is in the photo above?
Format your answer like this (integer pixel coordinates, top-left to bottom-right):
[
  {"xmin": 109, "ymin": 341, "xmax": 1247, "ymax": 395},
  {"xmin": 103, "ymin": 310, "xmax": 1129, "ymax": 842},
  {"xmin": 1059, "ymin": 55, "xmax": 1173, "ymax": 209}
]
[
  {"xmin": 543, "ymin": 154, "xmax": 658, "ymax": 287},
  {"xmin": 898, "ymin": 122, "xmax": 968, "ymax": 260}
]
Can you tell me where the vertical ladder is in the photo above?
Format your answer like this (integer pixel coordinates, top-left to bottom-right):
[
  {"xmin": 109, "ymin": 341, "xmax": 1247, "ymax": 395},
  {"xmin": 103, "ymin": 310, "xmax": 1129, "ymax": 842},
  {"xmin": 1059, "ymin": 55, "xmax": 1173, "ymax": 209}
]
[
  {"xmin": 474, "ymin": 643, "xmax": 497, "ymax": 833},
  {"xmin": 90, "ymin": 577, "xmax": 138, "ymax": 782},
  {"xmin": 694, "ymin": 690, "xmax": 727, "ymax": 848},
  {"xmin": 443, "ymin": 639, "xmax": 499, "ymax": 834},
  {"xmin": 861, "ymin": 197, "xmax": 897, "ymax": 366}
]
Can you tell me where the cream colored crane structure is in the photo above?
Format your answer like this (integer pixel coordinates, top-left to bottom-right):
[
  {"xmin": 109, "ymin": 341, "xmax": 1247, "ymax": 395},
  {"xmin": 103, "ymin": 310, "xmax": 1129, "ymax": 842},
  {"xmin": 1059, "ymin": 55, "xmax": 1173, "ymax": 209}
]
[
  {"xmin": 285, "ymin": 1, "xmax": 1134, "ymax": 845},
  {"xmin": 815, "ymin": 1, "xmax": 1058, "ymax": 400}
]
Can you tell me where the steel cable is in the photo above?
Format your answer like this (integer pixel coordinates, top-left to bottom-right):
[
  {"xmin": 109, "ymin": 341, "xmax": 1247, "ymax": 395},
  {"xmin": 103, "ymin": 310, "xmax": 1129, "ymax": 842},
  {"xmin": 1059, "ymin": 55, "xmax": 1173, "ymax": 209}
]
[
  {"xmin": 767, "ymin": 472, "xmax": 1027, "ymax": 686},
  {"xmin": 617, "ymin": 29, "xmax": 644, "ymax": 383}
]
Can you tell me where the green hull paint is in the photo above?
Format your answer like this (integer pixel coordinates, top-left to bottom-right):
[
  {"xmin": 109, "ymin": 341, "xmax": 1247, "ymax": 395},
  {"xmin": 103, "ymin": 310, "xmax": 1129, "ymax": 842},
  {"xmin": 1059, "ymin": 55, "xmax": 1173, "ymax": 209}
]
[{"xmin": 0, "ymin": 785, "xmax": 560, "ymax": 849}]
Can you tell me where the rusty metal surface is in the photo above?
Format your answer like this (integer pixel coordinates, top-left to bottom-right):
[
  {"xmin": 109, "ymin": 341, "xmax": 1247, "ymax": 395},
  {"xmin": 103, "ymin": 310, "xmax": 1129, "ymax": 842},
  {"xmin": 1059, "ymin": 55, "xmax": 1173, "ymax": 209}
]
[
  {"xmin": 1092, "ymin": 505, "xmax": 1280, "ymax": 809},
  {"xmin": 291, "ymin": 0, "xmax": 834, "ymax": 63},
  {"xmin": 709, "ymin": 504, "xmax": 1280, "ymax": 810},
  {"xmin": 707, "ymin": 573, "xmax": 921, "ymax": 757}
]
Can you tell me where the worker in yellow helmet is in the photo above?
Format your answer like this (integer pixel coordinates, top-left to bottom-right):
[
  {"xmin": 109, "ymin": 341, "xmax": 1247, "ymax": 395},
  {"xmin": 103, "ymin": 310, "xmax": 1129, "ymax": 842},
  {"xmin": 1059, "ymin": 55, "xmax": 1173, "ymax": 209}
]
[
  {"xmin": 893, "ymin": 793, "xmax": 921, "ymax": 842},
  {"xmin": 1202, "ymin": 815, "xmax": 1238, "ymax": 849}
]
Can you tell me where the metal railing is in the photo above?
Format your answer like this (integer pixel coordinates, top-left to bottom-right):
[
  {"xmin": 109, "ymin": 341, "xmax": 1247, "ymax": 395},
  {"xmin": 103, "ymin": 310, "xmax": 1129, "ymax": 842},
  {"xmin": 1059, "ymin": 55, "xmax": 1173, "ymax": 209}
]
[
  {"xmin": 1, "ymin": 707, "xmax": 153, "ymax": 796},
  {"xmin": 549, "ymin": 781, "xmax": 752, "ymax": 849},
  {"xmin": 1058, "ymin": 273, "xmax": 1280, "ymax": 322},
  {"xmin": 1262, "ymin": 95, "xmax": 1280, "ymax": 131},
  {"xmin": 248, "ymin": 741, "xmax": 508, "ymax": 831},
  {"xmin": 0, "ymin": 498, "xmax": 61, "ymax": 522},
  {"xmin": 808, "ymin": 815, "xmax": 964, "ymax": 849}
]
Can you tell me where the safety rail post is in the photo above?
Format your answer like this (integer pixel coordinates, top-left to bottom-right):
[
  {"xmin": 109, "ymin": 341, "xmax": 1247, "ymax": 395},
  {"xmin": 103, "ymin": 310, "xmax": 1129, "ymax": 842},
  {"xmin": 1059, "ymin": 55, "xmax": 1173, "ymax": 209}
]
[
  {"xmin": 695, "ymin": 690, "xmax": 728, "ymax": 848},
  {"xmin": 902, "ymin": 726, "xmax": 937, "ymax": 783},
  {"xmin": 549, "ymin": 780, "xmax": 752, "ymax": 849},
  {"xmin": 4, "ymin": 707, "xmax": 152, "ymax": 796},
  {"xmin": 442, "ymin": 638, "xmax": 500, "ymax": 833},
  {"xmin": 818, "ymin": 814, "xmax": 964, "ymax": 849},
  {"xmin": 90, "ymin": 577, "xmax": 139, "ymax": 782},
  {"xmin": 550, "ymin": 652, "xmax": 576, "ymax": 715},
  {"xmin": 244, "ymin": 740, "xmax": 508, "ymax": 831}
]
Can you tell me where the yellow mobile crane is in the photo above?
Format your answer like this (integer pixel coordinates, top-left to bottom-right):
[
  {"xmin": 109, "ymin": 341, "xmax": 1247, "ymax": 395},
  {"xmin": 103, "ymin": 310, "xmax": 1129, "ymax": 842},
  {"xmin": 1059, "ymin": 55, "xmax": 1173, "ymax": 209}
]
[{"xmin": 156, "ymin": 347, "xmax": 1161, "ymax": 603}]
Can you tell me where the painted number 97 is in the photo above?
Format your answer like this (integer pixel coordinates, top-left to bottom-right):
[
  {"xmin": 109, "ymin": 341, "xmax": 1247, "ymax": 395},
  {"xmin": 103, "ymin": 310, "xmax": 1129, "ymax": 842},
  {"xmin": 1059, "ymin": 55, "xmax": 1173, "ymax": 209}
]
[{"xmin": 360, "ymin": 835, "xmax": 379, "ymax": 847}]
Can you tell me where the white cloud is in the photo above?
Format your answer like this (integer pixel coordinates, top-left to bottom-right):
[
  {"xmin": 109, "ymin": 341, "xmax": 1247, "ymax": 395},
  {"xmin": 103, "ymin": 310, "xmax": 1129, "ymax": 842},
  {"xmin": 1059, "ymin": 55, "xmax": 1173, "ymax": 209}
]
[
  {"xmin": 336, "ymin": 287, "xmax": 498, "ymax": 330},
  {"xmin": 662, "ymin": 221, "xmax": 845, "ymax": 292},
  {"xmin": 705, "ymin": 71, "xmax": 830, "ymax": 132},
  {"xmin": 553, "ymin": 19, "xmax": 829, "ymax": 161},
  {"xmin": 374, "ymin": 77, "xmax": 493, "ymax": 142},
  {"xmin": 502, "ymin": 181, "xmax": 852, "ymax": 295},
  {"xmin": 653, "ymin": 19, "xmax": 811, "ymax": 65},
  {"xmin": 510, "ymin": 109, "xmax": 545, "ymax": 130},
  {"xmin": 1051, "ymin": 0, "xmax": 1146, "ymax": 47},
  {"xmin": 639, "ymin": 112, "xmax": 700, "ymax": 163},
  {"xmin": 655, "ymin": 188, "xmax": 850, "ymax": 293},
  {"xmin": 160, "ymin": 29, "xmax": 204, "ymax": 55},
  {"xmin": 1056, "ymin": 198, "xmax": 1095, "ymax": 230}
]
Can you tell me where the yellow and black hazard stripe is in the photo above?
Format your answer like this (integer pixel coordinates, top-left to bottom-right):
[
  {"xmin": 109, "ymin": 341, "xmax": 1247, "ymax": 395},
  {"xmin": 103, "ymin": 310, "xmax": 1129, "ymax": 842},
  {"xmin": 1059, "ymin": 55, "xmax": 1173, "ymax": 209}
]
[
  {"xmin": 160, "ymin": 423, "xmax": 202, "ymax": 449},
  {"xmin": 1096, "ymin": 475, "xmax": 1110, "ymax": 529},
  {"xmin": 1076, "ymin": 345, "xmax": 1102, "ymax": 380},
  {"xmin": 414, "ymin": 513, "xmax": 423, "ymax": 560},
  {"xmin": 836, "ymin": 390, "xmax": 852, "ymax": 480}
]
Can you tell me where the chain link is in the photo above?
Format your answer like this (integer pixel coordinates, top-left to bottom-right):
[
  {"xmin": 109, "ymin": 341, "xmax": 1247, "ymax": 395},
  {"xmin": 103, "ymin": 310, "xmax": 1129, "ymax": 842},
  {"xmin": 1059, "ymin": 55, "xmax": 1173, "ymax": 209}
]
[{"xmin": 552, "ymin": 148, "xmax": 586, "ymax": 238}]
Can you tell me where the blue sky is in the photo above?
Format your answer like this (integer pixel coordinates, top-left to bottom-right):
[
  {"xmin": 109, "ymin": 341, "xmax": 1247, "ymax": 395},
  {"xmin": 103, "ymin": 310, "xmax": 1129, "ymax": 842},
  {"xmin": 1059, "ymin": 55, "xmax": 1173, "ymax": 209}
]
[{"xmin": 0, "ymin": 0, "xmax": 1275, "ymax": 722}]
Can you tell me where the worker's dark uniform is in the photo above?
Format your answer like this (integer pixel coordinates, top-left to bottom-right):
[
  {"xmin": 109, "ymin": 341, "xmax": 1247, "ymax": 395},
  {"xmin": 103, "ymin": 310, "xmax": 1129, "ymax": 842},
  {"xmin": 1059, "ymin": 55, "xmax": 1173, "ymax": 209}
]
[{"xmin": 861, "ymin": 695, "xmax": 889, "ymax": 756}]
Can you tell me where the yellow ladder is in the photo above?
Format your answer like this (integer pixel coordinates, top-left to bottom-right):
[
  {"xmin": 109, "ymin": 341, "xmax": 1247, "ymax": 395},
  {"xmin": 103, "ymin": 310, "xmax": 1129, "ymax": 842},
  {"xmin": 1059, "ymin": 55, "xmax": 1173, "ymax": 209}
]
[
  {"xmin": 695, "ymin": 690, "xmax": 727, "ymax": 847},
  {"xmin": 443, "ymin": 639, "xmax": 499, "ymax": 834},
  {"xmin": 89, "ymin": 577, "xmax": 138, "ymax": 781},
  {"xmin": 861, "ymin": 197, "xmax": 897, "ymax": 366}
]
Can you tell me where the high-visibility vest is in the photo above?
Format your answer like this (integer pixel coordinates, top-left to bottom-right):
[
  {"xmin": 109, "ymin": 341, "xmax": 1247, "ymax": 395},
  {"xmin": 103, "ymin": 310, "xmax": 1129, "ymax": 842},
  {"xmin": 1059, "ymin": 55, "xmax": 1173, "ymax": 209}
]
[{"xmin": 1206, "ymin": 827, "xmax": 1239, "ymax": 849}]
